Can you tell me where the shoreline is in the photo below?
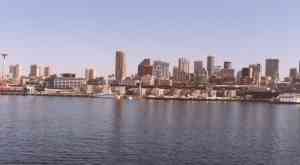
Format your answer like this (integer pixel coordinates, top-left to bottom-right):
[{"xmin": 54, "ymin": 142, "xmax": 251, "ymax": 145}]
[{"xmin": 1, "ymin": 93, "xmax": 299, "ymax": 104}]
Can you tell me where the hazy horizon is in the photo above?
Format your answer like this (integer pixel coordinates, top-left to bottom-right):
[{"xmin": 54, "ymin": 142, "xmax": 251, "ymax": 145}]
[{"xmin": 1, "ymin": 0, "xmax": 298, "ymax": 78}]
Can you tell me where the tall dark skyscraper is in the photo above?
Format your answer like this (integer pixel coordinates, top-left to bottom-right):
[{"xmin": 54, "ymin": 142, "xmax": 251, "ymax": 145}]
[
  {"xmin": 299, "ymin": 61, "xmax": 300, "ymax": 73},
  {"xmin": 138, "ymin": 58, "xmax": 151, "ymax": 77},
  {"xmin": 265, "ymin": 59, "xmax": 279, "ymax": 80},
  {"xmin": 115, "ymin": 50, "xmax": 127, "ymax": 82},
  {"xmin": 207, "ymin": 56, "xmax": 215, "ymax": 77},
  {"xmin": 194, "ymin": 61, "xmax": 203, "ymax": 75},
  {"xmin": 289, "ymin": 68, "xmax": 298, "ymax": 80},
  {"xmin": 224, "ymin": 61, "xmax": 232, "ymax": 69}
]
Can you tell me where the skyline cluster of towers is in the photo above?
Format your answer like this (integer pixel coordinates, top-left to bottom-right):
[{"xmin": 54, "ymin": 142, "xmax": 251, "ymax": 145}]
[
  {"xmin": 114, "ymin": 50, "xmax": 294, "ymax": 86},
  {"xmin": 1, "ymin": 50, "xmax": 299, "ymax": 87}
]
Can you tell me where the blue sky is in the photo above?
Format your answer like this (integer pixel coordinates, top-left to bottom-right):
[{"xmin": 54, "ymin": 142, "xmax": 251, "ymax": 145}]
[{"xmin": 0, "ymin": 0, "xmax": 298, "ymax": 77}]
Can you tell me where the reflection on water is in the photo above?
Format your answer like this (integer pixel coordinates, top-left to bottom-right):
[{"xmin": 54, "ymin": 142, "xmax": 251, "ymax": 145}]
[{"xmin": 0, "ymin": 96, "xmax": 300, "ymax": 164}]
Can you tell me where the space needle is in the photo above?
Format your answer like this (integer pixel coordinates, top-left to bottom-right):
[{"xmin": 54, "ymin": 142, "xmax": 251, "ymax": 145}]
[{"xmin": 1, "ymin": 53, "xmax": 8, "ymax": 81}]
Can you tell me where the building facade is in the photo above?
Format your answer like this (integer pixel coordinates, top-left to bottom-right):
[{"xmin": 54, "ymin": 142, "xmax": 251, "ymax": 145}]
[
  {"xmin": 85, "ymin": 68, "xmax": 96, "ymax": 80},
  {"xmin": 115, "ymin": 50, "xmax": 127, "ymax": 82},
  {"xmin": 207, "ymin": 56, "xmax": 215, "ymax": 77},
  {"xmin": 9, "ymin": 64, "xmax": 21, "ymax": 82},
  {"xmin": 290, "ymin": 68, "xmax": 298, "ymax": 81},
  {"xmin": 46, "ymin": 73, "xmax": 86, "ymax": 89},
  {"xmin": 175, "ymin": 57, "xmax": 190, "ymax": 81},
  {"xmin": 29, "ymin": 64, "xmax": 43, "ymax": 78},
  {"xmin": 138, "ymin": 58, "xmax": 151, "ymax": 77},
  {"xmin": 265, "ymin": 59, "xmax": 279, "ymax": 81},
  {"xmin": 153, "ymin": 60, "xmax": 170, "ymax": 80},
  {"xmin": 44, "ymin": 66, "xmax": 51, "ymax": 77}
]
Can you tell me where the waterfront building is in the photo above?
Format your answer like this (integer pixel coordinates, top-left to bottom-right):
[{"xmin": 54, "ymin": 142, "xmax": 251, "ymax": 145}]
[
  {"xmin": 138, "ymin": 58, "xmax": 151, "ymax": 77},
  {"xmin": 207, "ymin": 55, "xmax": 215, "ymax": 77},
  {"xmin": 265, "ymin": 58, "xmax": 279, "ymax": 81},
  {"xmin": 46, "ymin": 73, "xmax": 86, "ymax": 90},
  {"xmin": 9, "ymin": 64, "xmax": 21, "ymax": 82},
  {"xmin": 44, "ymin": 66, "xmax": 51, "ymax": 77},
  {"xmin": 85, "ymin": 68, "xmax": 96, "ymax": 80},
  {"xmin": 155, "ymin": 79, "xmax": 172, "ymax": 87},
  {"xmin": 141, "ymin": 75, "xmax": 155, "ymax": 86},
  {"xmin": 115, "ymin": 50, "xmax": 127, "ymax": 82},
  {"xmin": 153, "ymin": 60, "xmax": 170, "ymax": 80},
  {"xmin": 29, "ymin": 64, "xmax": 43, "ymax": 78}
]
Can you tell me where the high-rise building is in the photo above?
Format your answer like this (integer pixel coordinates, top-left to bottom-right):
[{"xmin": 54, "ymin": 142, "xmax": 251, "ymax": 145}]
[
  {"xmin": 175, "ymin": 57, "xmax": 190, "ymax": 81},
  {"xmin": 224, "ymin": 61, "xmax": 232, "ymax": 69},
  {"xmin": 29, "ymin": 64, "xmax": 42, "ymax": 78},
  {"xmin": 299, "ymin": 61, "xmax": 300, "ymax": 73},
  {"xmin": 193, "ymin": 60, "xmax": 207, "ymax": 83},
  {"xmin": 178, "ymin": 58, "xmax": 189, "ymax": 73},
  {"xmin": 143, "ymin": 65, "xmax": 153, "ymax": 76},
  {"xmin": 9, "ymin": 64, "xmax": 21, "ymax": 81},
  {"xmin": 44, "ymin": 66, "xmax": 51, "ymax": 77},
  {"xmin": 289, "ymin": 68, "xmax": 298, "ymax": 80},
  {"xmin": 249, "ymin": 64, "xmax": 261, "ymax": 86},
  {"xmin": 85, "ymin": 68, "xmax": 96, "ymax": 80},
  {"xmin": 194, "ymin": 61, "xmax": 203, "ymax": 75},
  {"xmin": 138, "ymin": 58, "xmax": 151, "ymax": 77},
  {"xmin": 239, "ymin": 67, "xmax": 253, "ymax": 84},
  {"xmin": 221, "ymin": 68, "xmax": 235, "ymax": 82},
  {"xmin": 207, "ymin": 56, "xmax": 215, "ymax": 77},
  {"xmin": 153, "ymin": 60, "xmax": 169, "ymax": 80},
  {"xmin": 115, "ymin": 50, "xmax": 127, "ymax": 82},
  {"xmin": 265, "ymin": 59, "xmax": 279, "ymax": 80}
]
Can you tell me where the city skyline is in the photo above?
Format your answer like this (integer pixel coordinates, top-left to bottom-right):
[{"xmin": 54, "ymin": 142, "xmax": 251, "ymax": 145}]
[
  {"xmin": 3, "ymin": 52, "xmax": 300, "ymax": 81},
  {"xmin": 1, "ymin": 0, "xmax": 298, "ymax": 77}
]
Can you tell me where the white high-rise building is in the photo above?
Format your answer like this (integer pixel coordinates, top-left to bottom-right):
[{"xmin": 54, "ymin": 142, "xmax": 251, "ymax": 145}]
[{"xmin": 85, "ymin": 68, "xmax": 96, "ymax": 80}]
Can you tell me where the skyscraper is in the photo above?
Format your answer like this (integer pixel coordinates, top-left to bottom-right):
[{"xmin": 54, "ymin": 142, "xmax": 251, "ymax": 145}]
[
  {"xmin": 224, "ymin": 61, "xmax": 232, "ymax": 69},
  {"xmin": 265, "ymin": 59, "xmax": 279, "ymax": 80},
  {"xmin": 289, "ymin": 68, "xmax": 298, "ymax": 80},
  {"xmin": 194, "ymin": 61, "xmax": 203, "ymax": 75},
  {"xmin": 9, "ymin": 64, "xmax": 21, "ymax": 81},
  {"xmin": 29, "ymin": 64, "xmax": 42, "ymax": 78},
  {"xmin": 44, "ymin": 66, "xmax": 51, "ymax": 77},
  {"xmin": 153, "ymin": 60, "xmax": 170, "ymax": 80},
  {"xmin": 115, "ymin": 50, "xmax": 127, "ymax": 82},
  {"xmin": 176, "ymin": 57, "xmax": 190, "ymax": 81},
  {"xmin": 299, "ymin": 61, "xmax": 300, "ymax": 73},
  {"xmin": 207, "ymin": 56, "xmax": 215, "ymax": 77},
  {"xmin": 249, "ymin": 64, "xmax": 261, "ymax": 86},
  {"xmin": 138, "ymin": 58, "xmax": 151, "ymax": 77},
  {"xmin": 85, "ymin": 68, "xmax": 96, "ymax": 80}
]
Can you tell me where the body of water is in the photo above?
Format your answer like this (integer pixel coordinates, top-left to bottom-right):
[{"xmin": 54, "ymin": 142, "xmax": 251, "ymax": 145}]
[{"xmin": 0, "ymin": 96, "xmax": 300, "ymax": 165}]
